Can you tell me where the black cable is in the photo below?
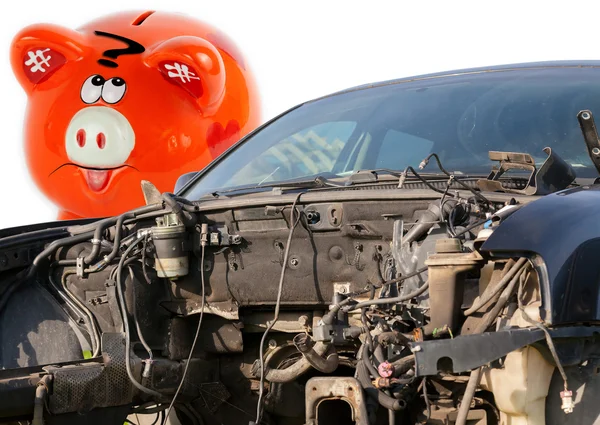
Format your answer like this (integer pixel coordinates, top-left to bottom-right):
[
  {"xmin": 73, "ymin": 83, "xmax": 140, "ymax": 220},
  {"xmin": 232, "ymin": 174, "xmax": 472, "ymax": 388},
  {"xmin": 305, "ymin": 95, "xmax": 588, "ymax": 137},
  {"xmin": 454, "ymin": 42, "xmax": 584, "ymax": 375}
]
[
  {"xmin": 116, "ymin": 236, "xmax": 163, "ymax": 399},
  {"xmin": 141, "ymin": 234, "xmax": 152, "ymax": 284},
  {"xmin": 448, "ymin": 206, "xmax": 457, "ymax": 238},
  {"xmin": 376, "ymin": 267, "xmax": 428, "ymax": 289},
  {"xmin": 361, "ymin": 308, "xmax": 374, "ymax": 350},
  {"xmin": 398, "ymin": 166, "xmax": 450, "ymax": 195},
  {"xmin": 129, "ymin": 267, "xmax": 153, "ymax": 361},
  {"xmin": 254, "ymin": 193, "xmax": 302, "ymax": 424},
  {"xmin": 162, "ymin": 242, "xmax": 207, "ymax": 425},
  {"xmin": 453, "ymin": 218, "xmax": 489, "ymax": 238},
  {"xmin": 361, "ymin": 341, "xmax": 381, "ymax": 379},
  {"xmin": 346, "ymin": 281, "xmax": 430, "ymax": 312},
  {"xmin": 60, "ymin": 270, "xmax": 101, "ymax": 357},
  {"xmin": 420, "ymin": 153, "xmax": 493, "ymax": 208}
]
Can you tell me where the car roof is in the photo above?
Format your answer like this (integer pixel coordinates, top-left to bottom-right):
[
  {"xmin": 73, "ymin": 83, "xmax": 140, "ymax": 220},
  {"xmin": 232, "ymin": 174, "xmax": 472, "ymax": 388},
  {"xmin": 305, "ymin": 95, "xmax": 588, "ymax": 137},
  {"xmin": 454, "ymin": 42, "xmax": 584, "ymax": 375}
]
[{"xmin": 311, "ymin": 60, "xmax": 600, "ymax": 102}]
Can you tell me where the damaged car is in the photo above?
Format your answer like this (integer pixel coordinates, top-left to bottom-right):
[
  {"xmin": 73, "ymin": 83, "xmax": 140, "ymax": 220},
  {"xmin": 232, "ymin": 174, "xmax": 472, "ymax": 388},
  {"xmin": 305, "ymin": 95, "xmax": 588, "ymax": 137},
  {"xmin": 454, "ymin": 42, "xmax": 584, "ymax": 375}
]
[{"xmin": 3, "ymin": 61, "xmax": 600, "ymax": 425}]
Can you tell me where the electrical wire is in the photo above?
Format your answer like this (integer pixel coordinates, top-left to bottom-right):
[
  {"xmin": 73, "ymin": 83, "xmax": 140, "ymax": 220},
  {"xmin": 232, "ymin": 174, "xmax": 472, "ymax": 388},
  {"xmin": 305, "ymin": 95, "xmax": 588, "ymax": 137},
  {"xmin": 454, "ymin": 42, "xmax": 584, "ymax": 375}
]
[
  {"xmin": 47, "ymin": 269, "xmax": 98, "ymax": 355},
  {"xmin": 60, "ymin": 270, "xmax": 102, "ymax": 357},
  {"xmin": 116, "ymin": 236, "xmax": 164, "ymax": 399},
  {"xmin": 517, "ymin": 269, "xmax": 569, "ymax": 392},
  {"xmin": 254, "ymin": 193, "xmax": 302, "ymax": 425},
  {"xmin": 129, "ymin": 267, "xmax": 153, "ymax": 361},
  {"xmin": 141, "ymin": 234, "xmax": 152, "ymax": 284},
  {"xmin": 452, "ymin": 218, "xmax": 489, "ymax": 238},
  {"xmin": 345, "ymin": 281, "xmax": 430, "ymax": 312},
  {"xmin": 376, "ymin": 267, "xmax": 428, "ymax": 289},
  {"xmin": 398, "ymin": 166, "xmax": 452, "ymax": 195},
  {"xmin": 420, "ymin": 153, "xmax": 493, "ymax": 208},
  {"xmin": 162, "ymin": 241, "xmax": 207, "ymax": 425}
]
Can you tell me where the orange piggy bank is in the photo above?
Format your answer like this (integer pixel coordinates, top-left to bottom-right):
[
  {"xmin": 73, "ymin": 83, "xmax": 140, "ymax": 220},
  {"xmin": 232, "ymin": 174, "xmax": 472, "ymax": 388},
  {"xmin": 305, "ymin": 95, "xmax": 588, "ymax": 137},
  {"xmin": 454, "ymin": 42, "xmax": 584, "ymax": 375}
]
[{"xmin": 10, "ymin": 10, "xmax": 261, "ymax": 220}]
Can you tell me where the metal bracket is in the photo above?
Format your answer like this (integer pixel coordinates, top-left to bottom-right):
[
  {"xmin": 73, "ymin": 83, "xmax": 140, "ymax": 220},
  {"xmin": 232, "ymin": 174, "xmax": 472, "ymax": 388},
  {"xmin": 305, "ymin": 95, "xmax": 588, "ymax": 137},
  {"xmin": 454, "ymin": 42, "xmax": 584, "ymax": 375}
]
[
  {"xmin": 476, "ymin": 147, "xmax": 575, "ymax": 196},
  {"xmin": 304, "ymin": 377, "xmax": 368, "ymax": 425},
  {"xmin": 411, "ymin": 326, "xmax": 600, "ymax": 376},
  {"xmin": 76, "ymin": 257, "xmax": 85, "ymax": 278},
  {"xmin": 577, "ymin": 109, "xmax": 600, "ymax": 174}
]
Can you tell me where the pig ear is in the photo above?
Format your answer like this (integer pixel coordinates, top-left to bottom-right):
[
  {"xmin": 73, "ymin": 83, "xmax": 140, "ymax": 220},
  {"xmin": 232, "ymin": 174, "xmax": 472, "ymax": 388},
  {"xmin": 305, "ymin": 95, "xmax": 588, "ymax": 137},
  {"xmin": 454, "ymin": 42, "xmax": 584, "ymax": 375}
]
[
  {"xmin": 11, "ymin": 24, "xmax": 87, "ymax": 94},
  {"xmin": 144, "ymin": 36, "xmax": 226, "ymax": 115}
]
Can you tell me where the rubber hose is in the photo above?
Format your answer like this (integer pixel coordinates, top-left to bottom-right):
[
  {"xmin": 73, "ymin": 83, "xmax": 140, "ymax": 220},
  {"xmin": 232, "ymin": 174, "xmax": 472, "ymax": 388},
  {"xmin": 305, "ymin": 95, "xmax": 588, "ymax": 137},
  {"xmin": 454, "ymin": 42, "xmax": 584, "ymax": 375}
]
[
  {"xmin": 263, "ymin": 341, "xmax": 330, "ymax": 383},
  {"xmin": 464, "ymin": 258, "xmax": 527, "ymax": 316},
  {"xmin": 348, "ymin": 282, "xmax": 429, "ymax": 311},
  {"xmin": 457, "ymin": 265, "xmax": 527, "ymax": 424},
  {"xmin": 356, "ymin": 361, "xmax": 407, "ymax": 411},
  {"xmin": 32, "ymin": 376, "xmax": 51, "ymax": 425},
  {"xmin": 392, "ymin": 355, "xmax": 415, "ymax": 377},
  {"xmin": 293, "ymin": 334, "xmax": 339, "ymax": 373},
  {"xmin": 161, "ymin": 193, "xmax": 196, "ymax": 227},
  {"xmin": 455, "ymin": 367, "xmax": 482, "ymax": 425}
]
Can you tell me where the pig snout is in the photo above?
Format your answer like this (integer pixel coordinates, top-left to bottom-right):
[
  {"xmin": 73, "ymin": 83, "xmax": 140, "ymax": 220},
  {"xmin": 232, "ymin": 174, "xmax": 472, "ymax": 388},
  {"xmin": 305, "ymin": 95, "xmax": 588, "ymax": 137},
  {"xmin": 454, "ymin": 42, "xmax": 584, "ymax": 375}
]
[{"xmin": 65, "ymin": 106, "xmax": 135, "ymax": 168}]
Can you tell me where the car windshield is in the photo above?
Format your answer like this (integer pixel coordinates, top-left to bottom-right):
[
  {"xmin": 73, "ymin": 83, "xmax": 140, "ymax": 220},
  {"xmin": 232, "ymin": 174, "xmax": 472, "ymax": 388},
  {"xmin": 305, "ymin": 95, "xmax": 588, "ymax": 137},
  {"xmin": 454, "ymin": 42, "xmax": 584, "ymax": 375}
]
[{"xmin": 181, "ymin": 66, "xmax": 600, "ymax": 200}]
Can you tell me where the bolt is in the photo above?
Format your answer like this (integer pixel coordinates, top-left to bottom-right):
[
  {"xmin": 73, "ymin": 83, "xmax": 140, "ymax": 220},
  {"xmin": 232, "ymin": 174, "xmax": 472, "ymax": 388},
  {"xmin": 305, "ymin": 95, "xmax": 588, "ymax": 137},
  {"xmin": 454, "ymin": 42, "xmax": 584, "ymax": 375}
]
[
  {"xmin": 298, "ymin": 315, "xmax": 309, "ymax": 327},
  {"xmin": 268, "ymin": 339, "xmax": 277, "ymax": 349},
  {"xmin": 290, "ymin": 258, "xmax": 299, "ymax": 267}
]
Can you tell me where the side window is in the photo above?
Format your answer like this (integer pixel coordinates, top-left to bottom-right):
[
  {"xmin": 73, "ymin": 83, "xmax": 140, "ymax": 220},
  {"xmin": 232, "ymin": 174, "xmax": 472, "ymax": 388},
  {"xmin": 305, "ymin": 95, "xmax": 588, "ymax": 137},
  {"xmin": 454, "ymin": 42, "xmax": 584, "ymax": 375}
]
[
  {"xmin": 375, "ymin": 130, "xmax": 434, "ymax": 170},
  {"xmin": 225, "ymin": 121, "xmax": 357, "ymax": 186}
]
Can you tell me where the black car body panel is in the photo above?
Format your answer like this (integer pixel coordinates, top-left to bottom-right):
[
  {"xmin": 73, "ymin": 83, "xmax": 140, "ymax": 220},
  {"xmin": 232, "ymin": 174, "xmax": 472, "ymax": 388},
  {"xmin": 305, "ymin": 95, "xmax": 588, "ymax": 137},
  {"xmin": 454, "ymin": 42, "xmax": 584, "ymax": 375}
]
[{"xmin": 483, "ymin": 185, "xmax": 600, "ymax": 325}]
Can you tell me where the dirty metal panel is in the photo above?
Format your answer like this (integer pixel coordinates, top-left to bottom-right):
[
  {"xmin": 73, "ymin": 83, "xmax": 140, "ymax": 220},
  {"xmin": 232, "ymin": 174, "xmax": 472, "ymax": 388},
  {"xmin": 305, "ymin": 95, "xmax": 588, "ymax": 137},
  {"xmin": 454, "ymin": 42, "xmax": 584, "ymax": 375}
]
[{"xmin": 304, "ymin": 376, "xmax": 368, "ymax": 425}]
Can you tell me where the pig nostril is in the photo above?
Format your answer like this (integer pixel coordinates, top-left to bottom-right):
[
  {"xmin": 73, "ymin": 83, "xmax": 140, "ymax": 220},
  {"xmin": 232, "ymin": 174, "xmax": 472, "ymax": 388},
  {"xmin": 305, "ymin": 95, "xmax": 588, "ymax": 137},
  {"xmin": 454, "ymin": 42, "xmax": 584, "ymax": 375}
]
[
  {"xmin": 96, "ymin": 133, "xmax": 106, "ymax": 149},
  {"xmin": 76, "ymin": 129, "xmax": 86, "ymax": 147}
]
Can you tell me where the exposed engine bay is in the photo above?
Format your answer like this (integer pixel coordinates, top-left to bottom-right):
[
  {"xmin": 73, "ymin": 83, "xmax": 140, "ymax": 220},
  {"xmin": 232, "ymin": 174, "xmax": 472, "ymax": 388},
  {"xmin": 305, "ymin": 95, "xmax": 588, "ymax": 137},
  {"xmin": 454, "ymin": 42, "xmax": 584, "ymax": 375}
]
[
  {"xmin": 4, "ymin": 162, "xmax": 600, "ymax": 425},
  {"xmin": 11, "ymin": 63, "xmax": 600, "ymax": 425}
]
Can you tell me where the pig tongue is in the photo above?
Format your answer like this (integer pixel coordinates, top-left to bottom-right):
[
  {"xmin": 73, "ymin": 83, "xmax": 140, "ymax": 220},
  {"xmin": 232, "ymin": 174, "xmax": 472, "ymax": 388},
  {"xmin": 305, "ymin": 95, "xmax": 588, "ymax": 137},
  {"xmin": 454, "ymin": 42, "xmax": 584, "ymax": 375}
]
[{"xmin": 83, "ymin": 169, "xmax": 111, "ymax": 192}]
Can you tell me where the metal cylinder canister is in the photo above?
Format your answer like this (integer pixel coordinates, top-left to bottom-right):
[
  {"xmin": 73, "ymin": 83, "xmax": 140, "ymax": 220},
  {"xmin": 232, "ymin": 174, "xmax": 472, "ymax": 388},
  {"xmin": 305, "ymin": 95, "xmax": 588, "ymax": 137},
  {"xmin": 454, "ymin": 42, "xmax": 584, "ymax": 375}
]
[{"xmin": 151, "ymin": 223, "xmax": 189, "ymax": 279}]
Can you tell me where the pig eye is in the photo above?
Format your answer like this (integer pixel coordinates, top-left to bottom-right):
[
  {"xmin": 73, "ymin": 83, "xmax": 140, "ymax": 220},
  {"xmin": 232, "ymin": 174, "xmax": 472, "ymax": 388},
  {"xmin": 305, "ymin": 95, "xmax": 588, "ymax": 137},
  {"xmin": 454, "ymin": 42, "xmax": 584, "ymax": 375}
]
[
  {"xmin": 101, "ymin": 77, "xmax": 127, "ymax": 104},
  {"xmin": 81, "ymin": 75, "xmax": 105, "ymax": 104}
]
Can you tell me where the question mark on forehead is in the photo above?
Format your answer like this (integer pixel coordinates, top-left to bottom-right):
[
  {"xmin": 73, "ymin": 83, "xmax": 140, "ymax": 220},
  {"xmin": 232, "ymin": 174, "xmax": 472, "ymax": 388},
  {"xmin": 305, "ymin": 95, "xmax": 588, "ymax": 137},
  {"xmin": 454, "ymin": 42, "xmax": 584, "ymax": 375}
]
[{"xmin": 94, "ymin": 31, "xmax": 145, "ymax": 68}]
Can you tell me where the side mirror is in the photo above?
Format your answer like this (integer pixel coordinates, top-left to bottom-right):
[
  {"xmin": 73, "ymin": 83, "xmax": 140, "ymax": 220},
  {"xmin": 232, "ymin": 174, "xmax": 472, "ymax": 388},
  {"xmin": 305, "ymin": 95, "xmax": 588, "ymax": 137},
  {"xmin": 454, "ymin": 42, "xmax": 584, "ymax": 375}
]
[{"xmin": 174, "ymin": 171, "xmax": 198, "ymax": 194}]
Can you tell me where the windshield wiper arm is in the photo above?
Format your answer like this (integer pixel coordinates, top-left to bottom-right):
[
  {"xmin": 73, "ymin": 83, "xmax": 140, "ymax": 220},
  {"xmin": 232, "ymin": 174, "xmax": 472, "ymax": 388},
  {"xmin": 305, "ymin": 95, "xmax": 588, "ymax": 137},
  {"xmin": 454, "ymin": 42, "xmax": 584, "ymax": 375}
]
[{"xmin": 209, "ymin": 175, "xmax": 345, "ymax": 197}]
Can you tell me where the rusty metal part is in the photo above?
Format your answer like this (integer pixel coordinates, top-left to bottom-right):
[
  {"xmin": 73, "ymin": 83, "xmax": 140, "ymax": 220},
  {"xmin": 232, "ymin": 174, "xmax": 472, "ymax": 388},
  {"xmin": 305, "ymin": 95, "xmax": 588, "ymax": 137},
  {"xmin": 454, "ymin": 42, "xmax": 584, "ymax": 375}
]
[
  {"xmin": 372, "ymin": 377, "xmax": 392, "ymax": 389},
  {"xmin": 241, "ymin": 311, "xmax": 313, "ymax": 333},
  {"xmin": 422, "ymin": 240, "xmax": 483, "ymax": 336},
  {"xmin": 304, "ymin": 377, "xmax": 368, "ymax": 425},
  {"xmin": 422, "ymin": 404, "xmax": 487, "ymax": 424},
  {"xmin": 258, "ymin": 341, "xmax": 331, "ymax": 383},
  {"xmin": 293, "ymin": 334, "xmax": 339, "ymax": 374},
  {"xmin": 476, "ymin": 148, "xmax": 575, "ymax": 196}
]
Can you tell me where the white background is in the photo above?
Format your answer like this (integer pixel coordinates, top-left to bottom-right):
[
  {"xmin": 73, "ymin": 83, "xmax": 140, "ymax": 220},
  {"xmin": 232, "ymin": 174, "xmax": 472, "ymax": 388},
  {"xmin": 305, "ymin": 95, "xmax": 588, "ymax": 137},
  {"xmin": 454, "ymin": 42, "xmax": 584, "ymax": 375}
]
[{"xmin": 1, "ymin": 0, "xmax": 599, "ymax": 226}]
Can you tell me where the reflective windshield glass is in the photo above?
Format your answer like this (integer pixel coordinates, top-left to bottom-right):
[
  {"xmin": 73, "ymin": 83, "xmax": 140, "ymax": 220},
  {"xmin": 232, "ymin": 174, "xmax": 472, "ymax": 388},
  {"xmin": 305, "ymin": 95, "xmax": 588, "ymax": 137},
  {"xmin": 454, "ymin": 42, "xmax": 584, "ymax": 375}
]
[{"xmin": 182, "ymin": 66, "xmax": 600, "ymax": 200}]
